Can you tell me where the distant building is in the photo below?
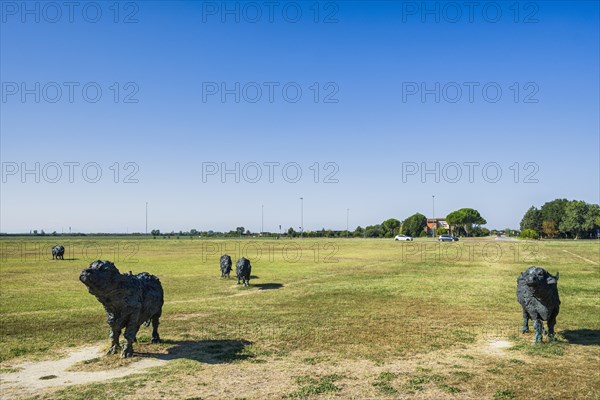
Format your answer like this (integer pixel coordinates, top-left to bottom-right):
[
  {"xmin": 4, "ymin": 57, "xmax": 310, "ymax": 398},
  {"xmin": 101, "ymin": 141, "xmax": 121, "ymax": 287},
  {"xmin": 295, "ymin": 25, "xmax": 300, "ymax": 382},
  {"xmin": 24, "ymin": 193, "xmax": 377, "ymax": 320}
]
[{"xmin": 426, "ymin": 218, "xmax": 449, "ymax": 234}]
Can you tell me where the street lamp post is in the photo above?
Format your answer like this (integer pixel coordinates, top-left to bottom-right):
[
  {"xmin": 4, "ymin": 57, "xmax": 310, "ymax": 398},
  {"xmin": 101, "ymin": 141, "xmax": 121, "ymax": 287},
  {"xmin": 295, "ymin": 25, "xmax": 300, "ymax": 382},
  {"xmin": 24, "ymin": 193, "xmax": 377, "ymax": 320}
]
[
  {"xmin": 346, "ymin": 208, "xmax": 349, "ymax": 238},
  {"xmin": 300, "ymin": 197, "xmax": 304, "ymax": 239},
  {"xmin": 432, "ymin": 195, "xmax": 435, "ymax": 239},
  {"xmin": 261, "ymin": 204, "xmax": 264, "ymax": 236}
]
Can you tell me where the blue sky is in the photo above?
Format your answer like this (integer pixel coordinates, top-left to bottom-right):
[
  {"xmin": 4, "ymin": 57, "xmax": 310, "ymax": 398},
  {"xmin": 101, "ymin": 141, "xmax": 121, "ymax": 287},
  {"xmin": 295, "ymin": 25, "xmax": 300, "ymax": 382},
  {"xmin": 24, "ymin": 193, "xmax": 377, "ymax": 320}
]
[{"xmin": 1, "ymin": 1, "xmax": 598, "ymax": 233}]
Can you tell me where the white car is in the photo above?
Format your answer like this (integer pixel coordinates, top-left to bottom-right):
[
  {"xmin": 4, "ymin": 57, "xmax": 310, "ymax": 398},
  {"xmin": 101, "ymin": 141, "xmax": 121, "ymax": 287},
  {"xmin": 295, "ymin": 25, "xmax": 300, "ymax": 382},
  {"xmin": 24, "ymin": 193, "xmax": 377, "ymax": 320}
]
[{"xmin": 394, "ymin": 234, "xmax": 413, "ymax": 241}]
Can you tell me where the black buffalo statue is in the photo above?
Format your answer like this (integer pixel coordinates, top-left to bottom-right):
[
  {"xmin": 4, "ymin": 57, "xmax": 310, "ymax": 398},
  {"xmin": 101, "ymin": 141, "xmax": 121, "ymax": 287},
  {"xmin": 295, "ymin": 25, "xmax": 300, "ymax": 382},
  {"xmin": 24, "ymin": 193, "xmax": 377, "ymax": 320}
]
[
  {"xmin": 517, "ymin": 266, "xmax": 560, "ymax": 343},
  {"xmin": 79, "ymin": 260, "xmax": 164, "ymax": 358},
  {"xmin": 220, "ymin": 254, "xmax": 232, "ymax": 278},
  {"xmin": 236, "ymin": 257, "xmax": 251, "ymax": 286},
  {"xmin": 52, "ymin": 245, "xmax": 65, "ymax": 260}
]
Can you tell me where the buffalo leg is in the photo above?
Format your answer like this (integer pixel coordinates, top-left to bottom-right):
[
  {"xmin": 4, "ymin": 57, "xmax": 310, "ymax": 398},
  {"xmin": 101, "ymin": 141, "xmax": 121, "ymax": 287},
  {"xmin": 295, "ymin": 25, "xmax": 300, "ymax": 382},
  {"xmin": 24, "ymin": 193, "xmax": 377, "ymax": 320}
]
[
  {"xmin": 108, "ymin": 328, "xmax": 122, "ymax": 355},
  {"xmin": 521, "ymin": 308, "xmax": 530, "ymax": 334},
  {"xmin": 122, "ymin": 323, "xmax": 139, "ymax": 358},
  {"xmin": 547, "ymin": 313, "xmax": 557, "ymax": 341},
  {"xmin": 533, "ymin": 320, "xmax": 543, "ymax": 343},
  {"xmin": 151, "ymin": 316, "xmax": 161, "ymax": 344}
]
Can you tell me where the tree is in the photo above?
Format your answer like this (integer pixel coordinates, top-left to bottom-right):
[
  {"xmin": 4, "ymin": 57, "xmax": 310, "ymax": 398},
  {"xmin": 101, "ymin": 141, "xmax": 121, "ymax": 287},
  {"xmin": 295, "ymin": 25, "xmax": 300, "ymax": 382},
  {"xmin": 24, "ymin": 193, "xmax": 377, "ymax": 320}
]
[
  {"xmin": 540, "ymin": 199, "xmax": 569, "ymax": 232},
  {"xmin": 400, "ymin": 213, "xmax": 427, "ymax": 237},
  {"xmin": 151, "ymin": 229, "xmax": 161, "ymax": 236},
  {"xmin": 520, "ymin": 206, "xmax": 542, "ymax": 234},
  {"xmin": 542, "ymin": 221, "xmax": 558, "ymax": 238},
  {"xmin": 236, "ymin": 227, "xmax": 245, "ymax": 236},
  {"xmin": 559, "ymin": 201, "xmax": 600, "ymax": 239},
  {"xmin": 446, "ymin": 208, "xmax": 487, "ymax": 236},
  {"xmin": 382, "ymin": 218, "xmax": 401, "ymax": 237},
  {"xmin": 287, "ymin": 227, "xmax": 296, "ymax": 236},
  {"xmin": 353, "ymin": 226, "xmax": 364, "ymax": 237},
  {"xmin": 365, "ymin": 224, "xmax": 384, "ymax": 238}
]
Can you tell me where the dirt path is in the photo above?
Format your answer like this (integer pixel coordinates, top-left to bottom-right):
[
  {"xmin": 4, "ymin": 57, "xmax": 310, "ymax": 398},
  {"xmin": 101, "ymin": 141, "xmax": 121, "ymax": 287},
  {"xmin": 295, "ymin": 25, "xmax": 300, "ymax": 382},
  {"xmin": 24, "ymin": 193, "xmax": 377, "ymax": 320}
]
[
  {"xmin": 0, "ymin": 345, "xmax": 165, "ymax": 400},
  {"xmin": 0, "ymin": 335, "xmax": 519, "ymax": 400}
]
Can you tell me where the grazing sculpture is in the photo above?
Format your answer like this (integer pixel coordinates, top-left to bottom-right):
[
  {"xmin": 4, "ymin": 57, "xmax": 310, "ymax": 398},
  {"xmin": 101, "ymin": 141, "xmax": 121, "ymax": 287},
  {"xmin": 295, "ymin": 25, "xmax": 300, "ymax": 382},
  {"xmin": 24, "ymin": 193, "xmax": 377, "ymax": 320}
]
[
  {"xmin": 517, "ymin": 266, "xmax": 560, "ymax": 343},
  {"xmin": 220, "ymin": 254, "xmax": 232, "ymax": 278},
  {"xmin": 236, "ymin": 257, "xmax": 251, "ymax": 286},
  {"xmin": 52, "ymin": 245, "xmax": 65, "ymax": 260},
  {"xmin": 79, "ymin": 260, "xmax": 164, "ymax": 358}
]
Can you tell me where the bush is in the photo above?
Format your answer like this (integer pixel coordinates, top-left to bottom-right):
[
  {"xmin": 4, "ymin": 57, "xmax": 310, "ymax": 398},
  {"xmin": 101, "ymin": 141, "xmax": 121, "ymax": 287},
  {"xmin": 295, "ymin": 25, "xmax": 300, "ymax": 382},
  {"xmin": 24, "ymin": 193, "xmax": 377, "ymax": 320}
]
[
  {"xmin": 419, "ymin": 230, "xmax": 427, "ymax": 237},
  {"xmin": 519, "ymin": 229, "xmax": 539, "ymax": 240},
  {"xmin": 437, "ymin": 227, "xmax": 448, "ymax": 235},
  {"xmin": 471, "ymin": 227, "xmax": 491, "ymax": 237}
]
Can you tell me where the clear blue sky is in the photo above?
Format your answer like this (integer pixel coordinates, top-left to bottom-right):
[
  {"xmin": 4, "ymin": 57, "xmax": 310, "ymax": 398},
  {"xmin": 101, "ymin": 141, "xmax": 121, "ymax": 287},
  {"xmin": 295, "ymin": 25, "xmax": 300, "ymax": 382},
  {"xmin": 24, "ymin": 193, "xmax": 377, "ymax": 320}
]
[{"xmin": 1, "ymin": 1, "xmax": 598, "ymax": 233}]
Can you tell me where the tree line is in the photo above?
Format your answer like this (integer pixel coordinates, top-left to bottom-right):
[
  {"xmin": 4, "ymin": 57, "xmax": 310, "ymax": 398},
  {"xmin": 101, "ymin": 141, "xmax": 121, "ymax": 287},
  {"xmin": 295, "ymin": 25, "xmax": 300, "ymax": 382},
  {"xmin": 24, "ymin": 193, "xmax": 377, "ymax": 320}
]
[
  {"xmin": 520, "ymin": 199, "xmax": 600, "ymax": 239},
  {"xmin": 146, "ymin": 208, "xmax": 489, "ymax": 239},
  {"xmin": 146, "ymin": 208, "xmax": 485, "ymax": 239}
]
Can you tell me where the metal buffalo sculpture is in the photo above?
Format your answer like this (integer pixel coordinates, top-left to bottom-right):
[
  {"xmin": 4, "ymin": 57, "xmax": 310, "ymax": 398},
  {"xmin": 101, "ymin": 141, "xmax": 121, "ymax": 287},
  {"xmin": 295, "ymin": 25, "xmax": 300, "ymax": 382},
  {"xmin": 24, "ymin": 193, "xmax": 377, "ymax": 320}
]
[
  {"xmin": 236, "ymin": 257, "xmax": 251, "ymax": 286},
  {"xmin": 517, "ymin": 266, "xmax": 560, "ymax": 343},
  {"xmin": 220, "ymin": 254, "xmax": 232, "ymax": 278},
  {"xmin": 52, "ymin": 245, "xmax": 65, "ymax": 260},
  {"xmin": 79, "ymin": 260, "xmax": 164, "ymax": 358}
]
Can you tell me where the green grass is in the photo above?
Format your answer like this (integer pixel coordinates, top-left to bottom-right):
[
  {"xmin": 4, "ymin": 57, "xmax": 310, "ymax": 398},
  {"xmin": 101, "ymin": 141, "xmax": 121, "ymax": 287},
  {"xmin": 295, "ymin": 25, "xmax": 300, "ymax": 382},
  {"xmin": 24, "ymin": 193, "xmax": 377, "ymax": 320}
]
[
  {"xmin": 0, "ymin": 236, "xmax": 598, "ymax": 399},
  {"xmin": 286, "ymin": 374, "xmax": 342, "ymax": 398},
  {"xmin": 494, "ymin": 389, "xmax": 516, "ymax": 399},
  {"xmin": 372, "ymin": 371, "xmax": 399, "ymax": 395}
]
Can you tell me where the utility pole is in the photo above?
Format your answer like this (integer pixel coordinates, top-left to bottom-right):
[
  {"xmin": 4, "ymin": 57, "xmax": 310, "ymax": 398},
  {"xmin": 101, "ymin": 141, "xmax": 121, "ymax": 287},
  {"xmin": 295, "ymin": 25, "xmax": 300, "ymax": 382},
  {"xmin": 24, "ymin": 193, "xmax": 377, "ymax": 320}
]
[
  {"xmin": 261, "ymin": 204, "xmax": 264, "ymax": 236},
  {"xmin": 346, "ymin": 208, "xmax": 349, "ymax": 238},
  {"xmin": 432, "ymin": 195, "xmax": 435, "ymax": 239},
  {"xmin": 145, "ymin": 202, "xmax": 148, "ymax": 236},
  {"xmin": 300, "ymin": 197, "xmax": 304, "ymax": 239}
]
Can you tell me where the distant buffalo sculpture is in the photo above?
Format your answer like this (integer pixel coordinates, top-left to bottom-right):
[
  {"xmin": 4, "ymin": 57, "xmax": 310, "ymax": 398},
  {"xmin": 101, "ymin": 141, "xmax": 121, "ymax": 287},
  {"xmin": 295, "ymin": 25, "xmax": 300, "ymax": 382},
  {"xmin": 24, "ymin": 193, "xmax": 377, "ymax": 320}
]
[
  {"xmin": 52, "ymin": 245, "xmax": 65, "ymax": 260},
  {"xmin": 79, "ymin": 260, "xmax": 164, "ymax": 358},
  {"xmin": 220, "ymin": 254, "xmax": 232, "ymax": 278},
  {"xmin": 517, "ymin": 266, "xmax": 560, "ymax": 343},
  {"xmin": 236, "ymin": 257, "xmax": 251, "ymax": 286}
]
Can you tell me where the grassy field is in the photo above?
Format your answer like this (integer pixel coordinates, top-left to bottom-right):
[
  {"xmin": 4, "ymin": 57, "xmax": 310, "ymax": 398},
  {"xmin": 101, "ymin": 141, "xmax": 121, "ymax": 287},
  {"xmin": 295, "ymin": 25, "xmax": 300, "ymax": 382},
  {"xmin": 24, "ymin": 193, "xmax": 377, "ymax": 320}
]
[{"xmin": 0, "ymin": 236, "xmax": 599, "ymax": 399}]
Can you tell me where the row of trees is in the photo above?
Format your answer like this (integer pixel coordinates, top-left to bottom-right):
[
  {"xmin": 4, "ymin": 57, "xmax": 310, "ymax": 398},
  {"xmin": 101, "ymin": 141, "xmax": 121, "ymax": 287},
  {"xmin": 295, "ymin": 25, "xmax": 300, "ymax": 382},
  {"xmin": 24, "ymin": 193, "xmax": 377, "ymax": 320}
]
[
  {"xmin": 149, "ymin": 208, "xmax": 490, "ymax": 239},
  {"xmin": 349, "ymin": 208, "xmax": 488, "ymax": 238},
  {"xmin": 520, "ymin": 199, "xmax": 600, "ymax": 239},
  {"xmin": 149, "ymin": 200, "xmax": 600, "ymax": 240}
]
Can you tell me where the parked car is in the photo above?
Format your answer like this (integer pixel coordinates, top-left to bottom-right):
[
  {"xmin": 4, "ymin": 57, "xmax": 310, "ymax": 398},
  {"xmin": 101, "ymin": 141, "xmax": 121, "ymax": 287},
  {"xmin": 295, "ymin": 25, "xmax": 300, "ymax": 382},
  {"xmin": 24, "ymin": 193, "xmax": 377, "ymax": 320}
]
[
  {"xmin": 394, "ymin": 234, "xmax": 413, "ymax": 241},
  {"xmin": 438, "ymin": 234, "xmax": 459, "ymax": 242}
]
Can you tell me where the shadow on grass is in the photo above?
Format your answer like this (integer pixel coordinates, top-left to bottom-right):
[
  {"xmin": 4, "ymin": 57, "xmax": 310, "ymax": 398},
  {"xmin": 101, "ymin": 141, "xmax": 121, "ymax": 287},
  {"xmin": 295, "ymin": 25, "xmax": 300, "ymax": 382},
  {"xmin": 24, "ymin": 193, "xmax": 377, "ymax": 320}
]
[
  {"xmin": 561, "ymin": 329, "xmax": 600, "ymax": 345},
  {"xmin": 255, "ymin": 283, "xmax": 283, "ymax": 290},
  {"xmin": 137, "ymin": 339, "xmax": 253, "ymax": 364}
]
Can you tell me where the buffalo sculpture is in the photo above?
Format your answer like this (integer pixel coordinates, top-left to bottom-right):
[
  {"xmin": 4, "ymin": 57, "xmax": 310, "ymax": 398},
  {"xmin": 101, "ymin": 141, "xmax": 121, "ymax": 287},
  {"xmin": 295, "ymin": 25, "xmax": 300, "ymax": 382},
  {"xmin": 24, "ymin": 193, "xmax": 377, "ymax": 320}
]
[{"xmin": 79, "ymin": 260, "xmax": 164, "ymax": 358}]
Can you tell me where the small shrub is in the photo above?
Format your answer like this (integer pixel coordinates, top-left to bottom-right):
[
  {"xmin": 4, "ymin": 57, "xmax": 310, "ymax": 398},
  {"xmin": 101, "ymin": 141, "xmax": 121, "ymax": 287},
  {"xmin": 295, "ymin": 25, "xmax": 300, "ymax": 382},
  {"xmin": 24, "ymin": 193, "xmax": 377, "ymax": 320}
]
[{"xmin": 519, "ymin": 229, "xmax": 539, "ymax": 240}]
